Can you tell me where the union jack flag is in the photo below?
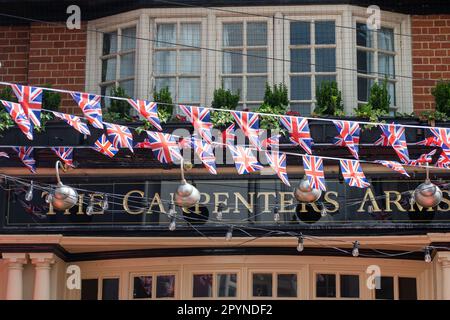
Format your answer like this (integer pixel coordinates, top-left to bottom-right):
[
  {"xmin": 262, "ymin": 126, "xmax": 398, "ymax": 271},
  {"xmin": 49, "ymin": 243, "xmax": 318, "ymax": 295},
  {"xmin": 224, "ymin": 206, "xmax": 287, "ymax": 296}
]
[
  {"xmin": 339, "ymin": 159, "xmax": 370, "ymax": 188},
  {"xmin": 411, "ymin": 136, "xmax": 439, "ymax": 147},
  {"xmin": 0, "ymin": 152, "xmax": 9, "ymax": 158},
  {"xmin": 51, "ymin": 147, "xmax": 74, "ymax": 167},
  {"xmin": 146, "ymin": 131, "xmax": 182, "ymax": 164},
  {"xmin": 380, "ymin": 124, "xmax": 410, "ymax": 163},
  {"xmin": 374, "ymin": 132, "xmax": 389, "ymax": 146},
  {"xmin": 1, "ymin": 100, "xmax": 33, "ymax": 140},
  {"xmin": 408, "ymin": 149, "xmax": 437, "ymax": 167},
  {"xmin": 333, "ymin": 120, "xmax": 360, "ymax": 159},
  {"xmin": 12, "ymin": 147, "xmax": 36, "ymax": 173},
  {"xmin": 260, "ymin": 130, "xmax": 280, "ymax": 149},
  {"xmin": 279, "ymin": 116, "xmax": 313, "ymax": 154},
  {"xmin": 52, "ymin": 111, "xmax": 90, "ymax": 135},
  {"xmin": 228, "ymin": 145, "xmax": 263, "ymax": 174},
  {"xmin": 92, "ymin": 134, "xmax": 119, "ymax": 158},
  {"xmin": 375, "ymin": 160, "xmax": 410, "ymax": 177},
  {"xmin": 265, "ymin": 151, "xmax": 290, "ymax": 186},
  {"xmin": 10, "ymin": 84, "xmax": 43, "ymax": 127},
  {"xmin": 220, "ymin": 123, "xmax": 236, "ymax": 147},
  {"xmin": 302, "ymin": 155, "xmax": 326, "ymax": 191},
  {"xmin": 192, "ymin": 137, "xmax": 217, "ymax": 174},
  {"xmin": 104, "ymin": 122, "xmax": 134, "ymax": 152},
  {"xmin": 430, "ymin": 127, "xmax": 450, "ymax": 150},
  {"xmin": 179, "ymin": 105, "xmax": 213, "ymax": 143},
  {"xmin": 178, "ymin": 136, "xmax": 194, "ymax": 149},
  {"xmin": 231, "ymin": 111, "xmax": 261, "ymax": 150},
  {"xmin": 437, "ymin": 150, "xmax": 450, "ymax": 168},
  {"xmin": 134, "ymin": 139, "xmax": 152, "ymax": 149},
  {"xmin": 127, "ymin": 99, "xmax": 162, "ymax": 131},
  {"xmin": 70, "ymin": 92, "xmax": 103, "ymax": 129}
]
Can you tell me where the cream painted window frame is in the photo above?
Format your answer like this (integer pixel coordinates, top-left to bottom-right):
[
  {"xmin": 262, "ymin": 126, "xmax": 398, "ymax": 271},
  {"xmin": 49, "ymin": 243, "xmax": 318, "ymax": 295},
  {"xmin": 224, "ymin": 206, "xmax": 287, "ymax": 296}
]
[
  {"xmin": 312, "ymin": 271, "xmax": 363, "ymax": 300},
  {"xmin": 189, "ymin": 270, "xmax": 241, "ymax": 300},
  {"xmin": 371, "ymin": 273, "xmax": 420, "ymax": 300},
  {"xmin": 129, "ymin": 271, "xmax": 178, "ymax": 300},
  {"xmin": 248, "ymin": 269, "xmax": 302, "ymax": 300}
]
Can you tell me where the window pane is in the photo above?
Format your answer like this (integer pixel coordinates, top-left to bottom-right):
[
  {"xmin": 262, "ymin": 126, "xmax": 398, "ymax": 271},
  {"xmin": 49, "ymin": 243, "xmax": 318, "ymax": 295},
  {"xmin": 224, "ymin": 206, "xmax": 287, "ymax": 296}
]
[
  {"xmin": 217, "ymin": 274, "xmax": 237, "ymax": 297},
  {"xmin": 316, "ymin": 75, "xmax": 336, "ymax": 89},
  {"xmin": 399, "ymin": 277, "xmax": 417, "ymax": 300},
  {"xmin": 291, "ymin": 76, "xmax": 311, "ymax": 100},
  {"xmin": 247, "ymin": 22, "xmax": 267, "ymax": 46},
  {"xmin": 223, "ymin": 50, "xmax": 243, "ymax": 74},
  {"xmin": 193, "ymin": 274, "xmax": 213, "ymax": 298},
  {"xmin": 120, "ymin": 53, "xmax": 135, "ymax": 78},
  {"xmin": 121, "ymin": 27, "xmax": 136, "ymax": 51},
  {"xmin": 378, "ymin": 54, "xmax": 395, "ymax": 79},
  {"xmin": 387, "ymin": 81, "xmax": 396, "ymax": 106},
  {"xmin": 102, "ymin": 278, "xmax": 119, "ymax": 300},
  {"xmin": 357, "ymin": 50, "xmax": 374, "ymax": 74},
  {"xmin": 156, "ymin": 24, "xmax": 175, "ymax": 47},
  {"xmin": 102, "ymin": 58, "xmax": 116, "ymax": 82},
  {"xmin": 375, "ymin": 276, "xmax": 394, "ymax": 300},
  {"xmin": 223, "ymin": 77, "xmax": 242, "ymax": 96},
  {"xmin": 290, "ymin": 103, "xmax": 312, "ymax": 115},
  {"xmin": 156, "ymin": 275, "xmax": 175, "ymax": 298},
  {"xmin": 357, "ymin": 77, "xmax": 373, "ymax": 102},
  {"xmin": 316, "ymin": 274, "xmax": 336, "ymax": 298},
  {"xmin": 340, "ymin": 275, "xmax": 360, "ymax": 298},
  {"xmin": 101, "ymin": 84, "xmax": 114, "ymax": 108},
  {"xmin": 253, "ymin": 273, "xmax": 272, "ymax": 297},
  {"xmin": 315, "ymin": 21, "xmax": 335, "ymax": 44},
  {"xmin": 291, "ymin": 21, "xmax": 310, "ymax": 45},
  {"xmin": 247, "ymin": 49, "xmax": 267, "ymax": 73},
  {"xmin": 291, "ymin": 49, "xmax": 311, "ymax": 73},
  {"xmin": 356, "ymin": 23, "xmax": 373, "ymax": 48},
  {"xmin": 247, "ymin": 76, "xmax": 266, "ymax": 101},
  {"xmin": 315, "ymin": 48, "xmax": 336, "ymax": 72},
  {"xmin": 133, "ymin": 276, "xmax": 152, "ymax": 299},
  {"xmin": 103, "ymin": 31, "xmax": 117, "ymax": 55},
  {"xmin": 155, "ymin": 77, "xmax": 176, "ymax": 98},
  {"xmin": 277, "ymin": 274, "xmax": 297, "ymax": 298},
  {"xmin": 180, "ymin": 50, "xmax": 201, "ymax": 74},
  {"xmin": 223, "ymin": 23, "xmax": 243, "ymax": 47},
  {"xmin": 155, "ymin": 51, "xmax": 176, "ymax": 75},
  {"xmin": 180, "ymin": 23, "xmax": 201, "ymax": 47},
  {"xmin": 378, "ymin": 27, "xmax": 394, "ymax": 51},
  {"xmin": 178, "ymin": 77, "xmax": 200, "ymax": 102},
  {"xmin": 81, "ymin": 279, "xmax": 98, "ymax": 300},
  {"xmin": 119, "ymin": 80, "xmax": 134, "ymax": 97}
]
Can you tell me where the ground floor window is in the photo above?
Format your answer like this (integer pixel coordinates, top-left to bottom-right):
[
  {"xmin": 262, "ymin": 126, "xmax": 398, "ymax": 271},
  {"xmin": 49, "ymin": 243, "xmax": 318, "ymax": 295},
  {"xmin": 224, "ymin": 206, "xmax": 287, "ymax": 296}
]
[
  {"xmin": 252, "ymin": 272, "xmax": 298, "ymax": 298},
  {"xmin": 81, "ymin": 278, "xmax": 120, "ymax": 300},
  {"xmin": 132, "ymin": 274, "xmax": 176, "ymax": 299},
  {"xmin": 375, "ymin": 276, "xmax": 417, "ymax": 300},
  {"xmin": 192, "ymin": 272, "xmax": 238, "ymax": 298}
]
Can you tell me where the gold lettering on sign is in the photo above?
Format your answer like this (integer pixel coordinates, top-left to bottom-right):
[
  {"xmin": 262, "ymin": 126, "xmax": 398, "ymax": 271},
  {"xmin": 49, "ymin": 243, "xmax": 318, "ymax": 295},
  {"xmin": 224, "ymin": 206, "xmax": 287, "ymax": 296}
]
[
  {"xmin": 384, "ymin": 191, "xmax": 406, "ymax": 212},
  {"xmin": 324, "ymin": 191, "xmax": 339, "ymax": 213},
  {"xmin": 146, "ymin": 193, "xmax": 165, "ymax": 214},
  {"xmin": 234, "ymin": 192, "xmax": 255, "ymax": 213},
  {"xmin": 89, "ymin": 193, "xmax": 106, "ymax": 215},
  {"xmin": 123, "ymin": 190, "xmax": 144, "ymax": 214},
  {"xmin": 41, "ymin": 191, "xmax": 55, "ymax": 215},
  {"xmin": 213, "ymin": 193, "xmax": 230, "ymax": 214},
  {"xmin": 357, "ymin": 188, "xmax": 381, "ymax": 212},
  {"xmin": 438, "ymin": 190, "xmax": 450, "ymax": 212},
  {"xmin": 257, "ymin": 192, "xmax": 276, "ymax": 213},
  {"xmin": 279, "ymin": 192, "xmax": 295, "ymax": 213}
]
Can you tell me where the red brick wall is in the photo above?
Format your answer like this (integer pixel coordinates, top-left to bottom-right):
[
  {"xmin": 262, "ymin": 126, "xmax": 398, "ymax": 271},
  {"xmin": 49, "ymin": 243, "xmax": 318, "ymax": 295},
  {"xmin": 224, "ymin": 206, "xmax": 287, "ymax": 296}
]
[
  {"xmin": 412, "ymin": 15, "xmax": 450, "ymax": 114},
  {"xmin": 0, "ymin": 26, "xmax": 30, "ymax": 83}
]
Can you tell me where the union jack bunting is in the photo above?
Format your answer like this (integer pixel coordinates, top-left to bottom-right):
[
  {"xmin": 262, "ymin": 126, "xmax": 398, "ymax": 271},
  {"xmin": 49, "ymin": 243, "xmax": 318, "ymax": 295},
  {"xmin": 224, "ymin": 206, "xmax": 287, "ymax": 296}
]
[
  {"xmin": 302, "ymin": 155, "xmax": 326, "ymax": 191},
  {"xmin": 70, "ymin": 92, "xmax": 103, "ymax": 129},
  {"xmin": 227, "ymin": 145, "xmax": 263, "ymax": 174},
  {"xmin": 0, "ymin": 152, "xmax": 9, "ymax": 158},
  {"xmin": 134, "ymin": 139, "xmax": 152, "ymax": 149},
  {"xmin": 260, "ymin": 131, "xmax": 280, "ymax": 150},
  {"xmin": 380, "ymin": 124, "xmax": 410, "ymax": 163},
  {"xmin": 375, "ymin": 160, "xmax": 410, "ymax": 177},
  {"xmin": 220, "ymin": 123, "xmax": 236, "ymax": 147},
  {"xmin": 146, "ymin": 131, "xmax": 182, "ymax": 164},
  {"xmin": 52, "ymin": 111, "xmax": 90, "ymax": 135},
  {"xmin": 430, "ymin": 127, "xmax": 450, "ymax": 150},
  {"xmin": 192, "ymin": 137, "xmax": 217, "ymax": 174},
  {"xmin": 279, "ymin": 116, "xmax": 313, "ymax": 154},
  {"xmin": 231, "ymin": 111, "xmax": 261, "ymax": 150},
  {"xmin": 127, "ymin": 99, "xmax": 162, "ymax": 131},
  {"xmin": 408, "ymin": 149, "xmax": 437, "ymax": 167},
  {"xmin": 104, "ymin": 122, "xmax": 134, "ymax": 152},
  {"xmin": 10, "ymin": 84, "xmax": 43, "ymax": 127},
  {"xmin": 51, "ymin": 147, "xmax": 74, "ymax": 167},
  {"xmin": 1, "ymin": 100, "xmax": 33, "ymax": 140},
  {"xmin": 437, "ymin": 150, "xmax": 450, "ymax": 168},
  {"xmin": 92, "ymin": 134, "xmax": 119, "ymax": 158},
  {"xmin": 12, "ymin": 147, "xmax": 36, "ymax": 173},
  {"xmin": 333, "ymin": 120, "xmax": 361, "ymax": 159},
  {"xmin": 411, "ymin": 136, "xmax": 439, "ymax": 147},
  {"xmin": 339, "ymin": 159, "xmax": 370, "ymax": 188},
  {"xmin": 179, "ymin": 105, "xmax": 213, "ymax": 143},
  {"xmin": 265, "ymin": 151, "xmax": 290, "ymax": 186},
  {"xmin": 374, "ymin": 132, "xmax": 389, "ymax": 147},
  {"xmin": 178, "ymin": 137, "xmax": 194, "ymax": 149}
]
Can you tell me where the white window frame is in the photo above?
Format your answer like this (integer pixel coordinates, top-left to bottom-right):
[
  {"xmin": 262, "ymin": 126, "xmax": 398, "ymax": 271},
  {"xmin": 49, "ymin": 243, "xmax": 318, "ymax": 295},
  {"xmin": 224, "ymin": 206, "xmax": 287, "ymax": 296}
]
[
  {"xmin": 313, "ymin": 271, "xmax": 363, "ymax": 300},
  {"xmin": 283, "ymin": 14, "xmax": 342, "ymax": 115},
  {"xmin": 129, "ymin": 271, "xmax": 178, "ymax": 300},
  {"xmin": 249, "ymin": 269, "xmax": 301, "ymax": 300},
  {"xmin": 371, "ymin": 273, "xmax": 419, "ymax": 300},
  {"xmin": 217, "ymin": 17, "xmax": 273, "ymax": 109},
  {"xmin": 190, "ymin": 269, "xmax": 241, "ymax": 300}
]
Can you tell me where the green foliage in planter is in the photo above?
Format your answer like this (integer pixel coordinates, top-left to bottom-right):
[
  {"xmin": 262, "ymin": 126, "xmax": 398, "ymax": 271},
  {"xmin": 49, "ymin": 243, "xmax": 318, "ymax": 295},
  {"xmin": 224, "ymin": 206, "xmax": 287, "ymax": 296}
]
[
  {"xmin": 367, "ymin": 79, "xmax": 390, "ymax": 113},
  {"xmin": 136, "ymin": 87, "xmax": 173, "ymax": 133},
  {"xmin": 422, "ymin": 110, "xmax": 448, "ymax": 122},
  {"xmin": 256, "ymin": 83, "xmax": 289, "ymax": 130},
  {"xmin": 263, "ymin": 83, "xmax": 289, "ymax": 109},
  {"xmin": 432, "ymin": 81, "xmax": 450, "ymax": 116},
  {"xmin": 210, "ymin": 87, "xmax": 240, "ymax": 127},
  {"xmin": 314, "ymin": 81, "xmax": 344, "ymax": 116},
  {"xmin": 103, "ymin": 86, "xmax": 132, "ymax": 123}
]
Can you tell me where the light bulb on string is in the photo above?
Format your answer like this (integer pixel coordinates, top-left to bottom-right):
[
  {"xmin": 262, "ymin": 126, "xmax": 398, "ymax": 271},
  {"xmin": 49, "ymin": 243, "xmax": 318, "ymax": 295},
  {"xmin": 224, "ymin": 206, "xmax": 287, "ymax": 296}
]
[
  {"xmin": 367, "ymin": 205, "xmax": 374, "ymax": 214},
  {"xmin": 409, "ymin": 191, "xmax": 415, "ymax": 206},
  {"xmin": 86, "ymin": 195, "xmax": 94, "ymax": 216},
  {"xmin": 320, "ymin": 203, "xmax": 327, "ymax": 217},
  {"xmin": 352, "ymin": 241, "xmax": 360, "ymax": 257},
  {"xmin": 297, "ymin": 235, "xmax": 304, "ymax": 252},
  {"xmin": 424, "ymin": 247, "xmax": 432, "ymax": 263},
  {"xmin": 216, "ymin": 203, "xmax": 223, "ymax": 221},
  {"xmin": 45, "ymin": 193, "xmax": 53, "ymax": 204},
  {"xmin": 225, "ymin": 226, "xmax": 233, "ymax": 241},
  {"xmin": 273, "ymin": 206, "xmax": 280, "ymax": 223},
  {"xmin": 102, "ymin": 194, "xmax": 109, "ymax": 211},
  {"xmin": 25, "ymin": 181, "xmax": 34, "ymax": 201},
  {"xmin": 168, "ymin": 201, "xmax": 176, "ymax": 218},
  {"xmin": 169, "ymin": 217, "xmax": 177, "ymax": 231}
]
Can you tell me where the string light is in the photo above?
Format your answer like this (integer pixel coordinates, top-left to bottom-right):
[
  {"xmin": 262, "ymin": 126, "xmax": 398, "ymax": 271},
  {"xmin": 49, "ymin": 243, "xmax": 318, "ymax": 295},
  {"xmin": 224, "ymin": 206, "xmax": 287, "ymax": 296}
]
[
  {"xmin": 86, "ymin": 195, "xmax": 94, "ymax": 216},
  {"xmin": 25, "ymin": 181, "xmax": 33, "ymax": 201},
  {"xmin": 168, "ymin": 201, "xmax": 176, "ymax": 218},
  {"xmin": 367, "ymin": 205, "xmax": 374, "ymax": 214},
  {"xmin": 273, "ymin": 206, "xmax": 280, "ymax": 223},
  {"xmin": 102, "ymin": 194, "xmax": 109, "ymax": 211},
  {"xmin": 424, "ymin": 247, "xmax": 432, "ymax": 263},
  {"xmin": 409, "ymin": 191, "xmax": 416, "ymax": 206},
  {"xmin": 216, "ymin": 203, "xmax": 224, "ymax": 221},
  {"xmin": 297, "ymin": 235, "xmax": 304, "ymax": 252},
  {"xmin": 225, "ymin": 226, "xmax": 233, "ymax": 241},
  {"xmin": 320, "ymin": 203, "xmax": 327, "ymax": 217},
  {"xmin": 352, "ymin": 241, "xmax": 360, "ymax": 257}
]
